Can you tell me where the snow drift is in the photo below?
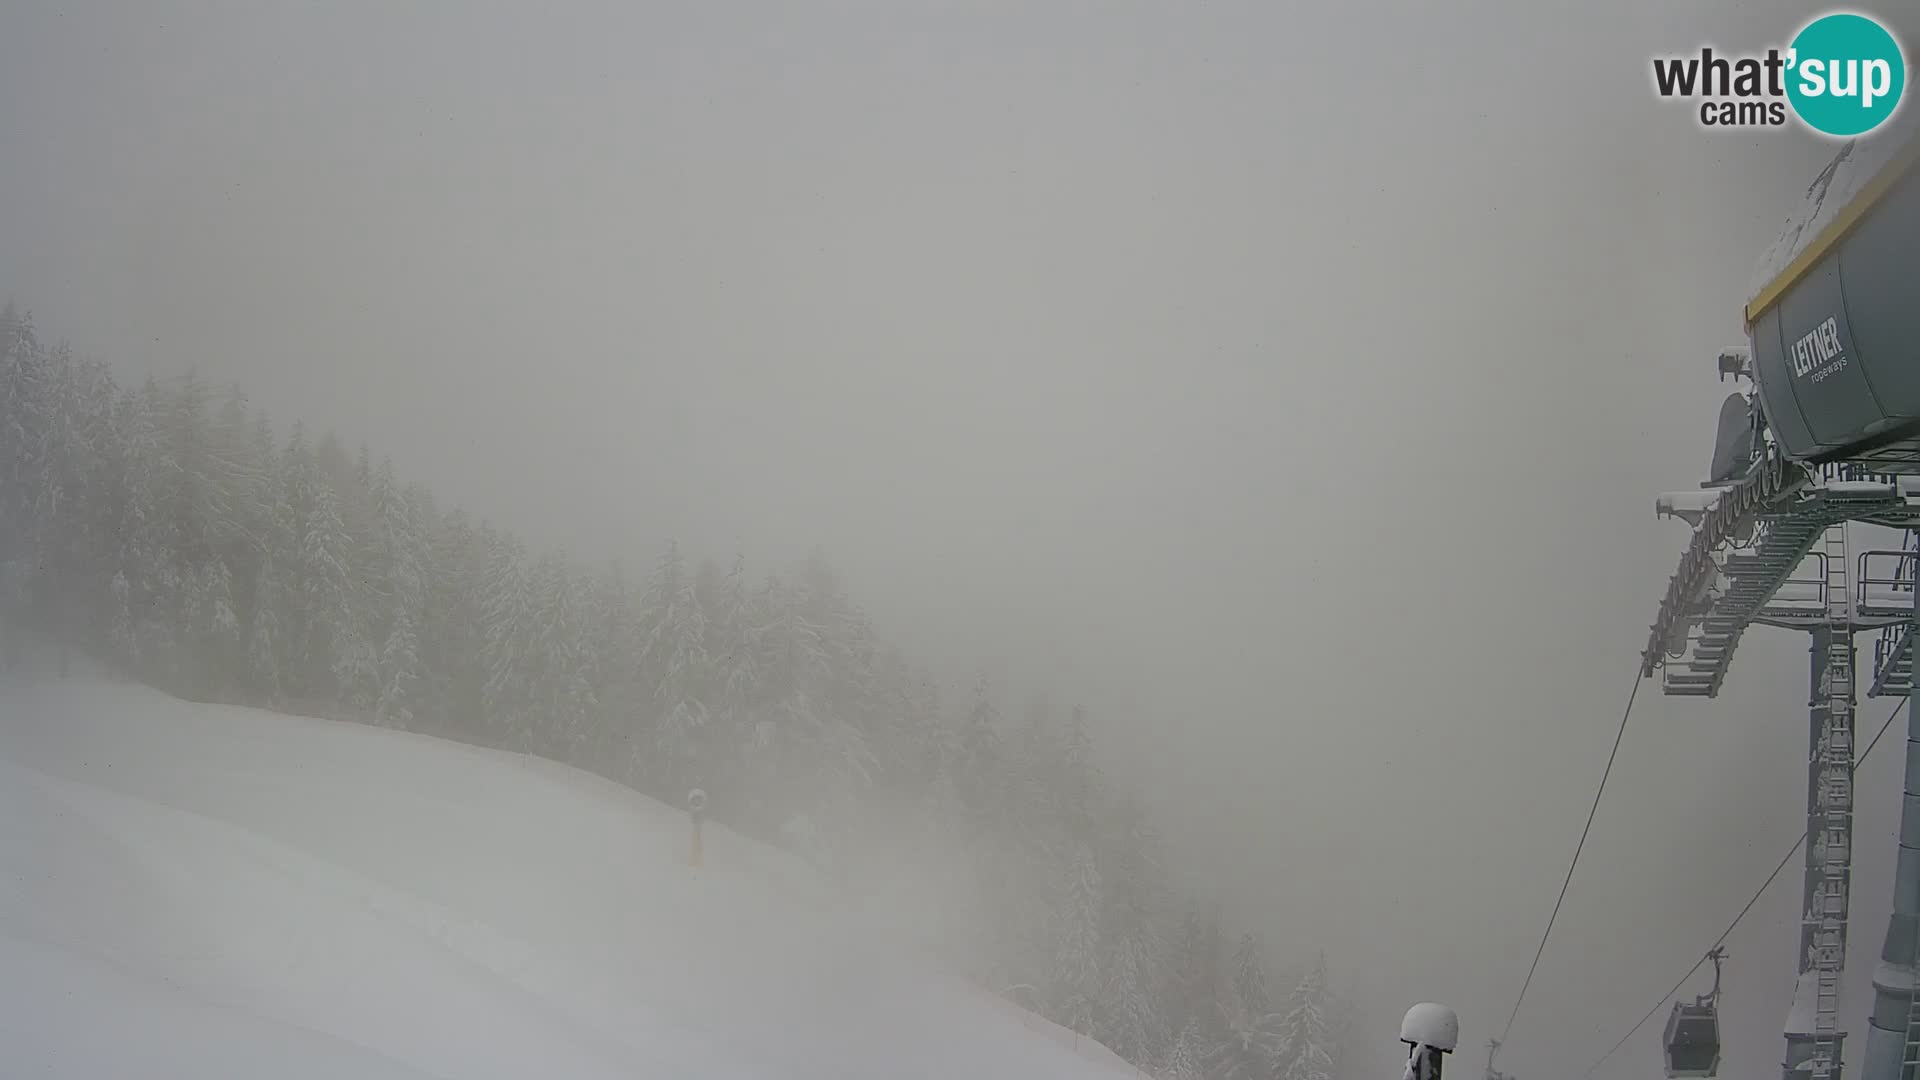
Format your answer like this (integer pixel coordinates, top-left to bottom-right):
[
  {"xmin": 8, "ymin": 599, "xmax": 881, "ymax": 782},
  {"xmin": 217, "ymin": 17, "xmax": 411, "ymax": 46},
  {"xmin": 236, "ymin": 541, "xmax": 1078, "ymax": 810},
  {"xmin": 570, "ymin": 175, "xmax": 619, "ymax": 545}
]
[{"xmin": 0, "ymin": 673, "xmax": 1142, "ymax": 1079}]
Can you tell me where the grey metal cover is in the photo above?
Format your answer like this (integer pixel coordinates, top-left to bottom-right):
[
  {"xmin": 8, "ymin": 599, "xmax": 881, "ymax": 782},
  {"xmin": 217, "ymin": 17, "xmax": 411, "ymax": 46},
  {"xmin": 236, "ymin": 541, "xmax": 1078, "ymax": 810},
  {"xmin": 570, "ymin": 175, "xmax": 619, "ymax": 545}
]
[{"xmin": 1747, "ymin": 129, "xmax": 1920, "ymax": 463}]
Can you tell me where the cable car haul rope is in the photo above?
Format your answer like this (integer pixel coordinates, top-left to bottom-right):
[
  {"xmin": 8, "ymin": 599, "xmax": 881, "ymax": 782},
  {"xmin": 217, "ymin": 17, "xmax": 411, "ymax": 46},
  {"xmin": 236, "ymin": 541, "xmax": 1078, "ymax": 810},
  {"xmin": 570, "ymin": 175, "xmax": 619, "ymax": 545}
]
[
  {"xmin": 1577, "ymin": 698, "xmax": 1909, "ymax": 1079},
  {"xmin": 1498, "ymin": 669, "xmax": 1646, "ymax": 1048},
  {"xmin": 1502, "ymin": 120, "xmax": 1920, "ymax": 1080}
]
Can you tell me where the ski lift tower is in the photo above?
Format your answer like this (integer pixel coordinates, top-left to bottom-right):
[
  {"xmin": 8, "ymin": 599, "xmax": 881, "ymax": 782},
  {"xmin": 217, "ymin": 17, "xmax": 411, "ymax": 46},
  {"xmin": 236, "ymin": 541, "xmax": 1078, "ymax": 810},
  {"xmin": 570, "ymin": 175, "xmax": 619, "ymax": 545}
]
[{"xmin": 1638, "ymin": 117, "xmax": 1920, "ymax": 1080}]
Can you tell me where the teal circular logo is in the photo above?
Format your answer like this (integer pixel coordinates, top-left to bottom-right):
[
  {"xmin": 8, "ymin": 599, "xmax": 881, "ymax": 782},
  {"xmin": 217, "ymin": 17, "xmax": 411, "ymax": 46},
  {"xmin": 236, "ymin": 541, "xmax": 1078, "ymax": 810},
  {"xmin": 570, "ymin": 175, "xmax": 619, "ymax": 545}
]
[{"xmin": 1787, "ymin": 13, "xmax": 1906, "ymax": 137}]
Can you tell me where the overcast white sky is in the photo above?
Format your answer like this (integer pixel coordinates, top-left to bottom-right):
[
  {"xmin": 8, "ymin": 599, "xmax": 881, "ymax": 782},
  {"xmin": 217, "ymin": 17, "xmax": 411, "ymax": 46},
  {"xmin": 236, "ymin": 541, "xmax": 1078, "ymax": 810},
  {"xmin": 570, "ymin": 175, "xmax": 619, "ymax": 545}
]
[{"xmin": 6, "ymin": 1, "xmax": 1919, "ymax": 1076}]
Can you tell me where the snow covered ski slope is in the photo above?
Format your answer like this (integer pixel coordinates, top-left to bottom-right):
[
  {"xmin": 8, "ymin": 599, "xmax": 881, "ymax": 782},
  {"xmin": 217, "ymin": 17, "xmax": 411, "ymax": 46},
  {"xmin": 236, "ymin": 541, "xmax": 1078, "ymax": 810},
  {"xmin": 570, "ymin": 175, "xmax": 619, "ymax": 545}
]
[{"xmin": 0, "ymin": 675, "xmax": 1141, "ymax": 1080}]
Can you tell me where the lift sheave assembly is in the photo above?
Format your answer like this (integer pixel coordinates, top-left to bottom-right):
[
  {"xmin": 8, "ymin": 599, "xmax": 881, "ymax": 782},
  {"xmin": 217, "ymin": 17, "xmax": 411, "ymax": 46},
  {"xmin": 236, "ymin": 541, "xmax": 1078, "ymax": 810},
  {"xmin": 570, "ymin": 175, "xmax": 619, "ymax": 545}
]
[{"xmin": 1637, "ymin": 108, "xmax": 1920, "ymax": 1080}]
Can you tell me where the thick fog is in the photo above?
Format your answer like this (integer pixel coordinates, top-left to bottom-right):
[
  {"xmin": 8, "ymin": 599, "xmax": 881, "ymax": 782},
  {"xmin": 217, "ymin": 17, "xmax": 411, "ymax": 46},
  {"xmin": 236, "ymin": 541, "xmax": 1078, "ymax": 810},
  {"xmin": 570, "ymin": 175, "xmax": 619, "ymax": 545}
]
[{"xmin": 5, "ymin": 1, "xmax": 1917, "ymax": 1077}]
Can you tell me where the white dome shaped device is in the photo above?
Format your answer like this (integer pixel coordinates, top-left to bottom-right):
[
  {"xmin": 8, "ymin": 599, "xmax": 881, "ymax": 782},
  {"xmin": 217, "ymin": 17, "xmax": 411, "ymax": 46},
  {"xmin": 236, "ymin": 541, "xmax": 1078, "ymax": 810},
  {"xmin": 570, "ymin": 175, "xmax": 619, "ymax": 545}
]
[
  {"xmin": 1399, "ymin": 1003, "xmax": 1459, "ymax": 1080},
  {"xmin": 1400, "ymin": 1003, "xmax": 1459, "ymax": 1051}
]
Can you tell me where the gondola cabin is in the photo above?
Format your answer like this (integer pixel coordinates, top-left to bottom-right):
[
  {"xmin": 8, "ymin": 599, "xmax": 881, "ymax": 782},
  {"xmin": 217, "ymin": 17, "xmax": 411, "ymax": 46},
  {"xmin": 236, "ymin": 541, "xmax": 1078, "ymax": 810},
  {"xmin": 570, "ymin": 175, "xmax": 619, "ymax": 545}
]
[{"xmin": 1663, "ymin": 1000, "xmax": 1721, "ymax": 1078}]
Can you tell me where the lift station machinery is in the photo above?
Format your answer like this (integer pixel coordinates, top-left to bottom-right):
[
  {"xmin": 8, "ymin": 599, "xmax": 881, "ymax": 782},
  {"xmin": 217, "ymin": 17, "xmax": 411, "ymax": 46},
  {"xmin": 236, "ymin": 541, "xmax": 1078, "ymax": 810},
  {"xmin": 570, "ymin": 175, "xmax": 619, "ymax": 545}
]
[{"xmin": 1640, "ymin": 108, "xmax": 1919, "ymax": 1080}]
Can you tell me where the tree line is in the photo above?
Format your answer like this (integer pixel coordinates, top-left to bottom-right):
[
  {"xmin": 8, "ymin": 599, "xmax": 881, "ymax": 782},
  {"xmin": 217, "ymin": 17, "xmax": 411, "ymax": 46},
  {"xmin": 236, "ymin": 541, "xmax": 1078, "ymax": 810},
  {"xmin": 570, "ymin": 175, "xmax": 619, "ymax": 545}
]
[{"xmin": 0, "ymin": 305, "xmax": 1352, "ymax": 1079}]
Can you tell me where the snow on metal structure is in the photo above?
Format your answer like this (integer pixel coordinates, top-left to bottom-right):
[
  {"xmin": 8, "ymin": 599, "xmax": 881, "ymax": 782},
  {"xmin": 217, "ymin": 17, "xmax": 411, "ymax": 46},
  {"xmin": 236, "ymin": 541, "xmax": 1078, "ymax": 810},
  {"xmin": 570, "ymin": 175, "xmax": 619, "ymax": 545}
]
[
  {"xmin": 1748, "ymin": 106, "xmax": 1919, "ymax": 303},
  {"xmin": 1640, "ymin": 118, "xmax": 1920, "ymax": 1080},
  {"xmin": 1402, "ymin": 1004, "xmax": 1459, "ymax": 1080},
  {"xmin": 1745, "ymin": 108, "xmax": 1920, "ymax": 470},
  {"xmin": 1642, "ymin": 424, "xmax": 1913, "ymax": 1080},
  {"xmin": 1403, "ymin": 1003, "xmax": 1460, "ymax": 1050},
  {"xmin": 1641, "ymin": 464, "xmax": 1912, "ymax": 698},
  {"xmin": 1862, "ymin": 535, "xmax": 1920, "ymax": 698}
]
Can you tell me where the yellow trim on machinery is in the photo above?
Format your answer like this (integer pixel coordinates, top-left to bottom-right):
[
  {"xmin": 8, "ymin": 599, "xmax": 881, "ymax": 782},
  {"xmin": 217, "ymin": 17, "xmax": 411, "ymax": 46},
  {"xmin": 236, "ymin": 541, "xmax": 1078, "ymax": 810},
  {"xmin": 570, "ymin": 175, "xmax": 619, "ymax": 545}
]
[{"xmin": 1745, "ymin": 136, "xmax": 1920, "ymax": 328}]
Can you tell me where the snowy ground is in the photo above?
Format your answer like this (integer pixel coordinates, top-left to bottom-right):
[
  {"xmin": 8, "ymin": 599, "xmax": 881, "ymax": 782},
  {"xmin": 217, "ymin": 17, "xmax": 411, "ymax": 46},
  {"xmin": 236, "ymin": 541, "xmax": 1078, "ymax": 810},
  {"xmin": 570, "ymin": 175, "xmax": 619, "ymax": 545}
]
[{"xmin": 0, "ymin": 672, "xmax": 1141, "ymax": 1079}]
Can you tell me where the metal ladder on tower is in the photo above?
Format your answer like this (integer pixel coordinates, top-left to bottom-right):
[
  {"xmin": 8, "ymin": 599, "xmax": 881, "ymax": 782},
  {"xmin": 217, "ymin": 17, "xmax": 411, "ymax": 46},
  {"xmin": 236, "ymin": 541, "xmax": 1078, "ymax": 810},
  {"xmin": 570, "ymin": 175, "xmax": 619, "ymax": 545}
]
[
  {"xmin": 1904, "ymin": 538, "xmax": 1920, "ymax": 1080},
  {"xmin": 1904, "ymin": 934, "xmax": 1920, "ymax": 1080},
  {"xmin": 1811, "ymin": 524, "xmax": 1856, "ymax": 1080}
]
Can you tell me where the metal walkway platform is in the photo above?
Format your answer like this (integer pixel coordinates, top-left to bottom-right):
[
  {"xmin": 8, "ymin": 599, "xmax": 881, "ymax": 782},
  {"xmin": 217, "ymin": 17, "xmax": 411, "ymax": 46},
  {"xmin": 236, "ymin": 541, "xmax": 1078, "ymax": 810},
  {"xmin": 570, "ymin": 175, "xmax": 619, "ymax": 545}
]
[{"xmin": 1643, "ymin": 463, "xmax": 1920, "ymax": 699}]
